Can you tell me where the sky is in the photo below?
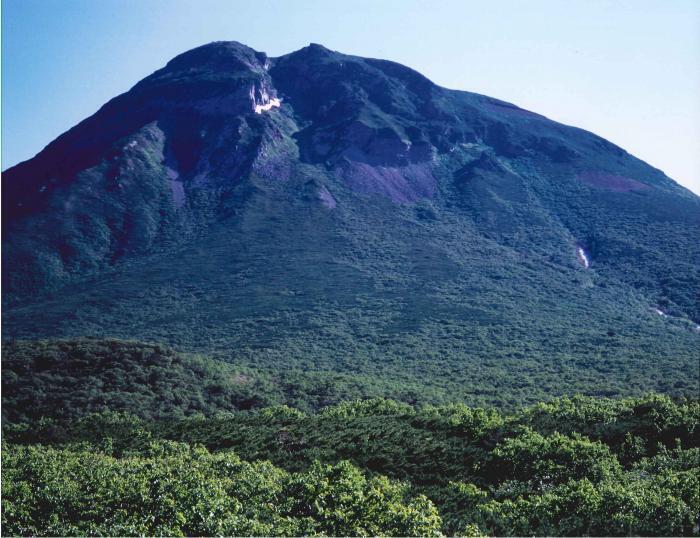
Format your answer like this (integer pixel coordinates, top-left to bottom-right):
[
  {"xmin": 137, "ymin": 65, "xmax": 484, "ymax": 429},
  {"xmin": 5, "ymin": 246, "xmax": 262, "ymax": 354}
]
[{"xmin": 2, "ymin": 0, "xmax": 699, "ymax": 194}]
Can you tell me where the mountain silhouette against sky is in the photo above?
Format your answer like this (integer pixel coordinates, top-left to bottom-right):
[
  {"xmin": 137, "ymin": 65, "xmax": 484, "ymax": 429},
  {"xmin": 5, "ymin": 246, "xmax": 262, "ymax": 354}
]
[{"xmin": 3, "ymin": 41, "xmax": 698, "ymax": 407}]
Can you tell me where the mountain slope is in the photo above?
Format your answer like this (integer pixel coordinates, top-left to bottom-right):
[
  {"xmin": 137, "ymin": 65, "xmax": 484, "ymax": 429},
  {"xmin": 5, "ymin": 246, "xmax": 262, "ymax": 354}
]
[{"xmin": 3, "ymin": 41, "xmax": 698, "ymax": 407}]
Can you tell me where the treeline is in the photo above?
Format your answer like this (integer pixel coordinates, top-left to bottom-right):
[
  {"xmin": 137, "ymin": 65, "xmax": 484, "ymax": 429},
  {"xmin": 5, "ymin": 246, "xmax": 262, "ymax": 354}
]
[{"xmin": 3, "ymin": 394, "xmax": 698, "ymax": 536}]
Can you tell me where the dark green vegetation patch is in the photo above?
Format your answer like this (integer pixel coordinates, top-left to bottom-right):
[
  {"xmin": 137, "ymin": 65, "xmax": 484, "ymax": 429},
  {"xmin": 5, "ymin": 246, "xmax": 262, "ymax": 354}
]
[{"xmin": 4, "ymin": 338, "xmax": 699, "ymax": 421}]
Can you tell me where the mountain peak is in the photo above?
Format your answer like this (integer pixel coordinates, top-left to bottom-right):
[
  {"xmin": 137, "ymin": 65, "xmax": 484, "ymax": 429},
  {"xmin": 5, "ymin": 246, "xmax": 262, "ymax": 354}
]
[
  {"xmin": 304, "ymin": 42, "xmax": 332, "ymax": 52},
  {"xmin": 155, "ymin": 40, "xmax": 268, "ymax": 77},
  {"xmin": 277, "ymin": 42, "xmax": 342, "ymax": 64}
]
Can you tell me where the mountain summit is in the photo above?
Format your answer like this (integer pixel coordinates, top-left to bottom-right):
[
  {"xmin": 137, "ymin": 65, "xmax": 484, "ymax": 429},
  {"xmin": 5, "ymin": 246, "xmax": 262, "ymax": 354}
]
[{"xmin": 3, "ymin": 41, "xmax": 698, "ymax": 406}]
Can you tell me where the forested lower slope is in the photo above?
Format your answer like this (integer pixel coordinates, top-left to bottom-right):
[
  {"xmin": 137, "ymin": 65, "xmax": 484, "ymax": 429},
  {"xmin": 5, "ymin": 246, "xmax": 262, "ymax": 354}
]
[{"xmin": 4, "ymin": 338, "xmax": 699, "ymax": 421}]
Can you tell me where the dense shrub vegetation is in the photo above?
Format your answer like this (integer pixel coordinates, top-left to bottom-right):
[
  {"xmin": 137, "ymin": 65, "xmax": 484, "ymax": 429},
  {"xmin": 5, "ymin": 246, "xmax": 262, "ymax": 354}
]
[
  {"xmin": 3, "ymin": 338, "xmax": 699, "ymax": 422},
  {"xmin": 3, "ymin": 388, "xmax": 698, "ymax": 536},
  {"xmin": 1, "ymin": 339, "xmax": 279, "ymax": 423},
  {"xmin": 2, "ymin": 444, "xmax": 440, "ymax": 537}
]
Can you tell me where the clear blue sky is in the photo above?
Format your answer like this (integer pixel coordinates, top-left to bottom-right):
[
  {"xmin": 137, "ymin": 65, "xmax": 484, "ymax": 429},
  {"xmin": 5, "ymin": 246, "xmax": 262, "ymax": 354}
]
[{"xmin": 3, "ymin": 0, "xmax": 699, "ymax": 194}]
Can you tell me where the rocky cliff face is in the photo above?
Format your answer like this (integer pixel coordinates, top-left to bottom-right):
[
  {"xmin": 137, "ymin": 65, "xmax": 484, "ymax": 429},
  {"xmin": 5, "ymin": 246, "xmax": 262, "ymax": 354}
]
[{"xmin": 3, "ymin": 41, "xmax": 698, "ymax": 405}]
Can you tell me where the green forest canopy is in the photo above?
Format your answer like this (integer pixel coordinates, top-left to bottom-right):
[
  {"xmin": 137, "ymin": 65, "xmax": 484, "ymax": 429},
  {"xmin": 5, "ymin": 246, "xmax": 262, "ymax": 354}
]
[{"xmin": 3, "ymin": 389, "xmax": 698, "ymax": 536}]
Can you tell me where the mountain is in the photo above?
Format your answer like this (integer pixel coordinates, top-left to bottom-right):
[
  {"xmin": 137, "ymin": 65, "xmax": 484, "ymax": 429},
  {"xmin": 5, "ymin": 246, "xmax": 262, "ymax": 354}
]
[{"xmin": 3, "ymin": 41, "xmax": 699, "ymax": 408}]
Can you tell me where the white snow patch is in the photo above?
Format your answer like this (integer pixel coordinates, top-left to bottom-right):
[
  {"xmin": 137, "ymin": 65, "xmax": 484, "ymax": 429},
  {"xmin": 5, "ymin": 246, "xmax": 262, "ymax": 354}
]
[
  {"xmin": 576, "ymin": 246, "xmax": 590, "ymax": 269},
  {"xmin": 250, "ymin": 83, "xmax": 281, "ymax": 114},
  {"xmin": 254, "ymin": 97, "xmax": 281, "ymax": 114}
]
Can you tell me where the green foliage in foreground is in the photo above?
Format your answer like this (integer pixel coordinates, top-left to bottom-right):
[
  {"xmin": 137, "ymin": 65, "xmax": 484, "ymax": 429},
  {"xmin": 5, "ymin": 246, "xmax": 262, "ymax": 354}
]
[
  {"xmin": 3, "ymin": 394, "xmax": 699, "ymax": 536},
  {"xmin": 2, "ymin": 443, "xmax": 440, "ymax": 537}
]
